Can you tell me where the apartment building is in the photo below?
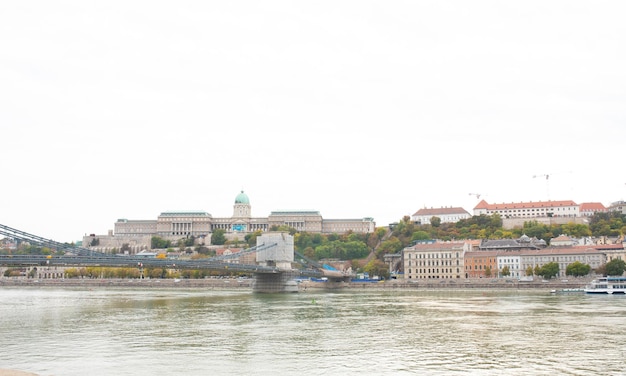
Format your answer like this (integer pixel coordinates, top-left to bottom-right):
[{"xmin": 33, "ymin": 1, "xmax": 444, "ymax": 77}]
[{"xmin": 403, "ymin": 241, "xmax": 468, "ymax": 279}]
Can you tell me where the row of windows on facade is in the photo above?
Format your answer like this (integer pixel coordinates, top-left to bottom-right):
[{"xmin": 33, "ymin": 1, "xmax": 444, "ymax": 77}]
[
  {"xmin": 496, "ymin": 213, "xmax": 578, "ymax": 218},
  {"xmin": 488, "ymin": 207, "xmax": 576, "ymax": 213},
  {"xmin": 468, "ymin": 260, "xmax": 602, "ymax": 271},
  {"xmin": 498, "ymin": 263, "xmax": 519, "ymax": 268},
  {"xmin": 464, "ymin": 255, "xmax": 601, "ymax": 263},
  {"xmin": 407, "ymin": 252, "xmax": 600, "ymax": 266},
  {"xmin": 416, "ymin": 216, "xmax": 466, "ymax": 221},
  {"xmin": 408, "ymin": 268, "xmax": 461, "ymax": 274},
  {"xmin": 406, "ymin": 253, "xmax": 461, "ymax": 259},
  {"xmin": 406, "ymin": 260, "xmax": 461, "ymax": 267}
]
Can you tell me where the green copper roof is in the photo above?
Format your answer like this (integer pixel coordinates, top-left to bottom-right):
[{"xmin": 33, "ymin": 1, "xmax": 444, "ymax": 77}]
[
  {"xmin": 159, "ymin": 211, "xmax": 210, "ymax": 217},
  {"xmin": 235, "ymin": 190, "xmax": 250, "ymax": 204}
]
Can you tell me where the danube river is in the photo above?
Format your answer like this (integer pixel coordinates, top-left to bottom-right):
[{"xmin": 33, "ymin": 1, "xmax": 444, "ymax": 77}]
[{"xmin": 0, "ymin": 286, "xmax": 624, "ymax": 376}]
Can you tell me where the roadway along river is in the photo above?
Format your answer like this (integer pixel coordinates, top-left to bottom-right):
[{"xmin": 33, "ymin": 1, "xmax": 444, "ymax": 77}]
[{"xmin": 0, "ymin": 287, "xmax": 624, "ymax": 376}]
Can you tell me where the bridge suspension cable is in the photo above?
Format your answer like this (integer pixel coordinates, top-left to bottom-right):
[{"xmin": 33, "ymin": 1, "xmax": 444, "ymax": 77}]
[
  {"xmin": 0, "ymin": 224, "xmax": 326, "ymax": 278},
  {"xmin": 206, "ymin": 242, "xmax": 278, "ymax": 262},
  {"xmin": 0, "ymin": 223, "xmax": 104, "ymax": 256}
]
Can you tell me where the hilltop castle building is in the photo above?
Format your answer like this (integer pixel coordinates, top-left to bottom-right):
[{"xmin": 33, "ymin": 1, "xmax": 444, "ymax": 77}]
[
  {"xmin": 411, "ymin": 200, "xmax": 609, "ymax": 227},
  {"xmin": 84, "ymin": 191, "xmax": 375, "ymax": 253},
  {"xmin": 473, "ymin": 199, "xmax": 580, "ymax": 218}
]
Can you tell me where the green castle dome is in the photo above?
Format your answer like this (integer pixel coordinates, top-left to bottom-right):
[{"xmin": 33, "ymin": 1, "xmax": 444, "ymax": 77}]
[{"xmin": 235, "ymin": 190, "xmax": 250, "ymax": 204}]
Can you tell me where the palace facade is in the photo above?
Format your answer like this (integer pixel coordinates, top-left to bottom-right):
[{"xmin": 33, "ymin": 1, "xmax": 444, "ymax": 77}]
[{"xmin": 84, "ymin": 191, "xmax": 375, "ymax": 253}]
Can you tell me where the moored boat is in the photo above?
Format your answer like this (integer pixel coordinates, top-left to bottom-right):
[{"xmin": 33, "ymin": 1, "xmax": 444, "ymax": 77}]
[
  {"xmin": 584, "ymin": 276, "xmax": 626, "ymax": 294},
  {"xmin": 551, "ymin": 288, "xmax": 585, "ymax": 294}
]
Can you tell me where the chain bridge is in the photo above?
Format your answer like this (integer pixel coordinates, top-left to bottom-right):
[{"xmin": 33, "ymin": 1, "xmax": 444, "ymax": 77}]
[{"xmin": 0, "ymin": 224, "xmax": 352, "ymax": 292}]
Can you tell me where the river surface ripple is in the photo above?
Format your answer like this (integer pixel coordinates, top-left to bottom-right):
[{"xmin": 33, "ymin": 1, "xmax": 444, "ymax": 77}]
[{"xmin": 0, "ymin": 288, "xmax": 624, "ymax": 376}]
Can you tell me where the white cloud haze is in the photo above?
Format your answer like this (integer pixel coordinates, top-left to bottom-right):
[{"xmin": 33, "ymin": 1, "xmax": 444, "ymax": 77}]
[{"xmin": 1, "ymin": 1, "xmax": 625, "ymax": 242}]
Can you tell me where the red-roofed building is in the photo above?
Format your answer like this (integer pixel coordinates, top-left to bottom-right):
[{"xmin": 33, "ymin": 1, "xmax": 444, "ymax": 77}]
[
  {"xmin": 579, "ymin": 202, "xmax": 607, "ymax": 216},
  {"xmin": 473, "ymin": 199, "xmax": 579, "ymax": 219}
]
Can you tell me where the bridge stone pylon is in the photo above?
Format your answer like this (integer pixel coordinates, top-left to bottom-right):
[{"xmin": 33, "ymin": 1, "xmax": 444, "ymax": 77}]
[
  {"xmin": 255, "ymin": 232, "xmax": 294, "ymax": 268},
  {"xmin": 253, "ymin": 232, "xmax": 299, "ymax": 293}
]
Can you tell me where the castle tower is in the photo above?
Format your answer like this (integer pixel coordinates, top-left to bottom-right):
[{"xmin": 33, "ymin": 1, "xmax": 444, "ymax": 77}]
[{"xmin": 233, "ymin": 190, "xmax": 251, "ymax": 218}]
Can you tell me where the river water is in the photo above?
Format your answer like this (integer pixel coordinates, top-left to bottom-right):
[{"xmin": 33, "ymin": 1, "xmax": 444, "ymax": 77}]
[{"xmin": 0, "ymin": 287, "xmax": 624, "ymax": 376}]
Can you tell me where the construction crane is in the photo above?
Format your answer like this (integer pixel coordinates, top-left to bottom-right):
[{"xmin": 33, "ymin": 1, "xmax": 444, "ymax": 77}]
[
  {"xmin": 533, "ymin": 171, "xmax": 572, "ymax": 200},
  {"xmin": 468, "ymin": 193, "xmax": 481, "ymax": 200},
  {"xmin": 533, "ymin": 173, "xmax": 552, "ymax": 199}
]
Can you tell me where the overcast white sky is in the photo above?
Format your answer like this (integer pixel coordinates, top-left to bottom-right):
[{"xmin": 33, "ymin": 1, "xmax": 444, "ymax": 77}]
[{"xmin": 1, "ymin": 1, "xmax": 625, "ymax": 243}]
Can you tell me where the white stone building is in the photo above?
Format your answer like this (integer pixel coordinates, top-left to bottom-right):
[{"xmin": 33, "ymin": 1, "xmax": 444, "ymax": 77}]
[{"xmin": 411, "ymin": 207, "xmax": 471, "ymax": 224}]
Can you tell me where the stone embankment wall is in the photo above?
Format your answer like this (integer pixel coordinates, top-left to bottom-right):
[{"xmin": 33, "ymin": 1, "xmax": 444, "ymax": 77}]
[
  {"xmin": 1, "ymin": 277, "xmax": 591, "ymax": 290},
  {"xmin": 0, "ymin": 277, "xmax": 253, "ymax": 289},
  {"xmin": 304, "ymin": 278, "xmax": 591, "ymax": 290}
]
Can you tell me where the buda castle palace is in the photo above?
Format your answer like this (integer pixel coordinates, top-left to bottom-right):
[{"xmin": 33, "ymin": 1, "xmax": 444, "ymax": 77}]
[{"xmin": 83, "ymin": 191, "xmax": 375, "ymax": 253}]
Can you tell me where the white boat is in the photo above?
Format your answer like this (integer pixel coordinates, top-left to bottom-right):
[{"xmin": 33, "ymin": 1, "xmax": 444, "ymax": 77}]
[
  {"xmin": 551, "ymin": 288, "xmax": 585, "ymax": 294},
  {"xmin": 584, "ymin": 276, "xmax": 626, "ymax": 294}
]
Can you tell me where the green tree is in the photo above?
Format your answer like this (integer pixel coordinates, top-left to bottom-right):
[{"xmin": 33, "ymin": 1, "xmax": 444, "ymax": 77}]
[
  {"xmin": 211, "ymin": 229, "xmax": 227, "ymax": 245},
  {"xmin": 300, "ymin": 246, "xmax": 315, "ymax": 261},
  {"xmin": 184, "ymin": 236, "xmax": 196, "ymax": 247},
  {"xmin": 484, "ymin": 266, "xmax": 492, "ymax": 278},
  {"xmin": 522, "ymin": 221, "xmax": 550, "ymax": 243},
  {"xmin": 376, "ymin": 237, "xmax": 403, "ymax": 257},
  {"xmin": 525, "ymin": 266, "xmax": 534, "ymax": 276},
  {"xmin": 145, "ymin": 267, "xmax": 167, "ymax": 279},
  {"xmin": 430, "ymin": 216, "xmax": 441, "ymax": 227},
  {"xmin": 501, "ymin": 266, "xmax": 510, "ymax": 277},
  {"xmin": 589, "ymin": 211, "xmax": 626, "ymax": 237},
  {"xmin": 314, "ymin": 240, "xmax": 369, "ymax": 260},
  {"xmin": 65, "ymin": 268, "xmax": 79, "ymax": 278},
  {"xmin": 363, "ymin": 259, "xmax": 389, "ymax": 280},
  {"xmin": 151, "ymin": 236, "xmax": 171, "ymax": 249},
  {"xmin": 560, "ymin": 223, "xmax": 592, "ymax": 238},
  {"xmin": 375, "ymin": 227, "xmax": 387, "ymax": 240},
  {"xmin": 605, "ymin": 258, "xmax": 626, "ymax": 276},
  {"xmin": 565, "ymin": 261, "xmax": 591, "ymax": 277},
  {"xmin": 451, "ymin": 214, "xmax": 504, "ymax": 240},
  {"xmin": 537, "ymin": 262, "xmax": 559, "ymax": 279},
  {"xmin": 245, "ymin": 230, "xmax": 263, "ymax": 248},
  {"xmin": 411, "ymin": 231, "xmax": 430, "ymax": 243}
]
